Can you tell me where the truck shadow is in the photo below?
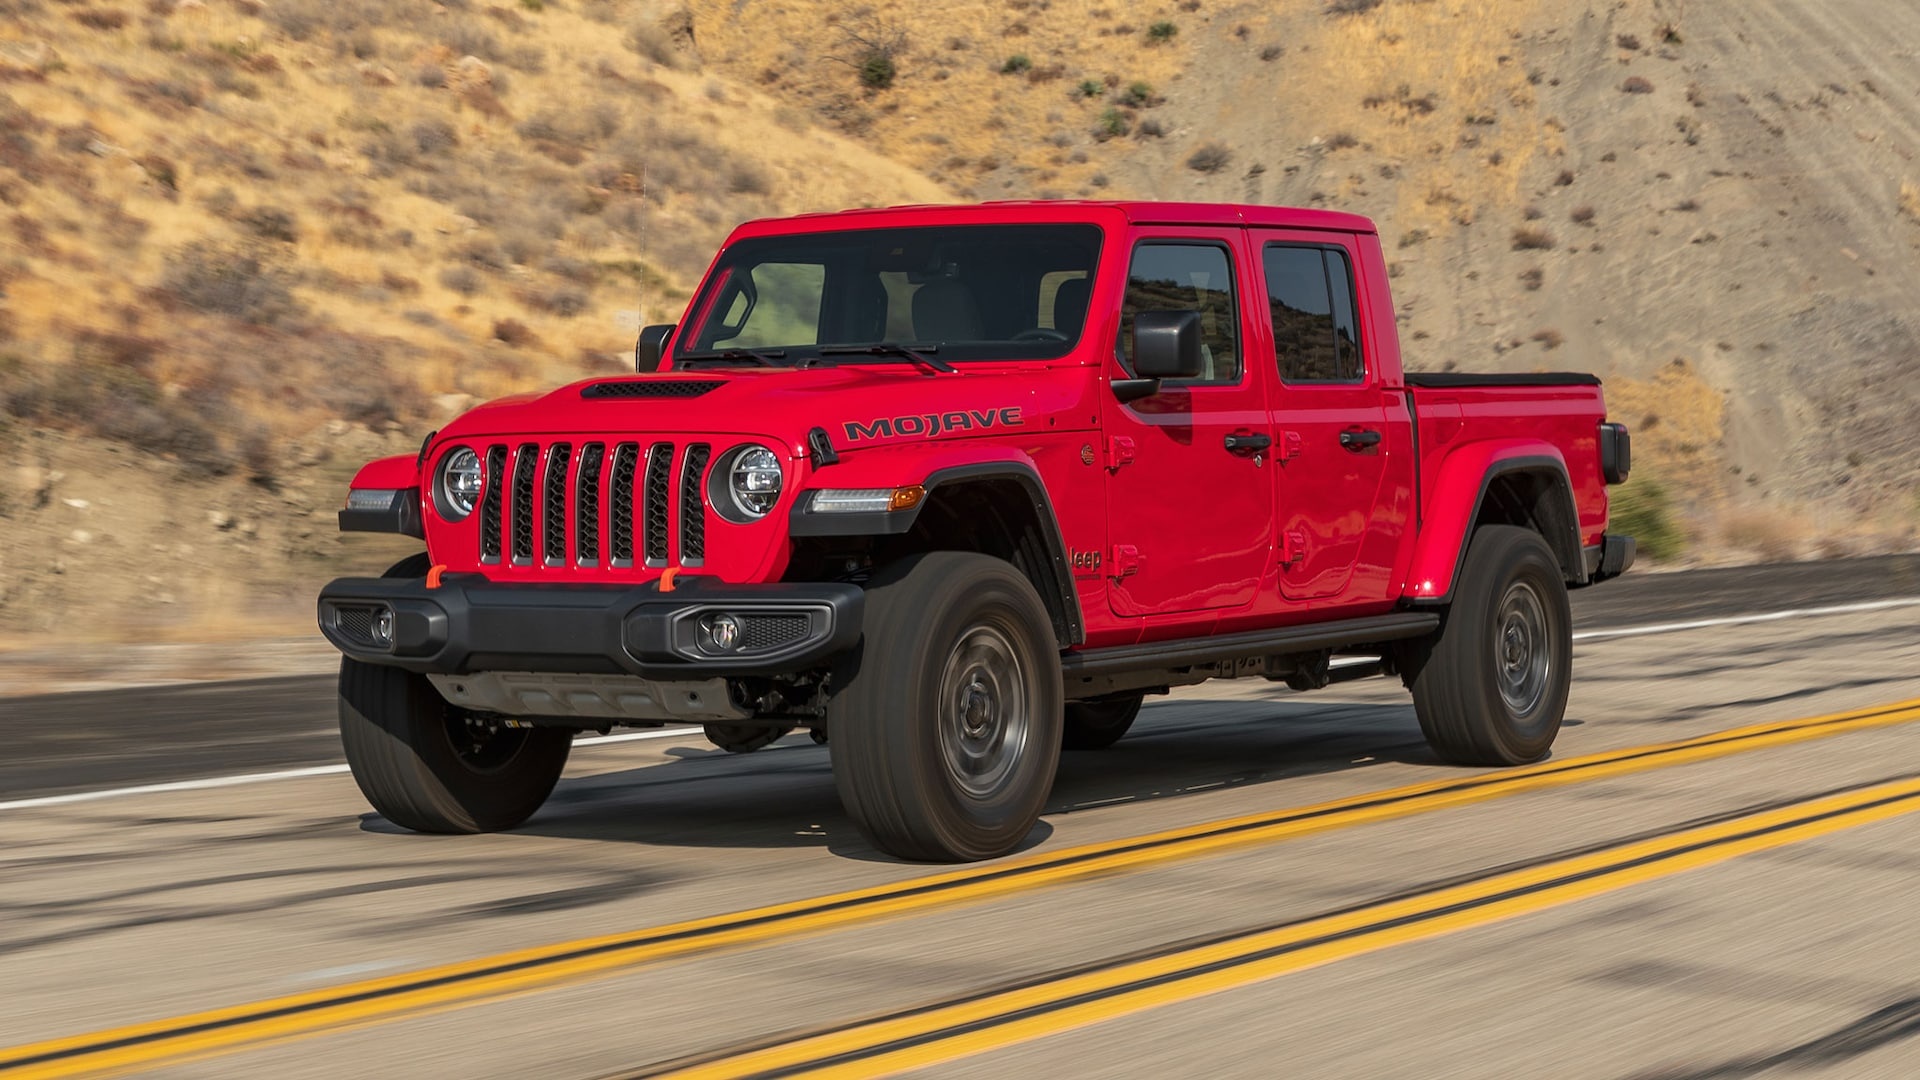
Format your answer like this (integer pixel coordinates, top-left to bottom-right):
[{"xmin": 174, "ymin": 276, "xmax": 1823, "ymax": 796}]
[{"xmin": 490, "ymin": 696, "xmax": 1443, "ymax": 862}]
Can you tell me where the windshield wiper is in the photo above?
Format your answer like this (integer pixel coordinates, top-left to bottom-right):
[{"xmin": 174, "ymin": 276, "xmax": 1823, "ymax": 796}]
[
  {"xmin": 676, "ymin": 348, "xmax": 787, "ymax": 369},
  {"xmin": 814, "ymin": 343, "xmax": 957, "ymax": 375}
]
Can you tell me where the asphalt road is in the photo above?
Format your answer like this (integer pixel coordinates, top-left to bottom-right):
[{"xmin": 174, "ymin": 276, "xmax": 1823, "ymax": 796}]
[
  {"xmin": 3, "ymin": 554, "xmax": 1917, "ymax": 801},
  {"xmin": 2, "ymin": 556, "xmax": 1919, "ymax": 1079}
]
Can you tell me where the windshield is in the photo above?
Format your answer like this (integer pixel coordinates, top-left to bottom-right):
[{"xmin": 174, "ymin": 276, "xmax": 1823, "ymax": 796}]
[{"xmin": 677, "ymin": 224, "xmax": 1104, "ymax": 363}]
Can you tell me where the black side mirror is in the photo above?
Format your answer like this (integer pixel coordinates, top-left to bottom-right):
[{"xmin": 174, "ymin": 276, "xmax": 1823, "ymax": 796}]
[
  {"xmin": 635, "ymin": 324, "xmax": 676, "ymax": 372},
  {"xmin": 1133, "ymin": 310, "xmax": 1205, "ymax": 378},
  {"xmin": 1114, "ymin": 310, "xmax": 1204, "ymax": 402}
]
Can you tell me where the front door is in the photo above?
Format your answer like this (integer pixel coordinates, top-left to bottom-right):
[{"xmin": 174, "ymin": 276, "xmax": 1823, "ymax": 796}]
[
  {"xmin": 1102, "ymin": 232, "xmax": 1275, "ymax": 617},
  {"xmin": 1253, "ymin": 235, "xmax": 1401, "ymax": 606}
]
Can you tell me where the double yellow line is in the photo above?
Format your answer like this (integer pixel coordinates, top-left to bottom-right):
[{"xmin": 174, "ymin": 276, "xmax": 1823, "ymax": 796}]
[
  {"xmin": 5, "ymin": 698, "xmax": 1919, "ymax": 1079},
  {"xmin": 642, "ymin": 775, "xmax": 1920, "ymax": 1079}
]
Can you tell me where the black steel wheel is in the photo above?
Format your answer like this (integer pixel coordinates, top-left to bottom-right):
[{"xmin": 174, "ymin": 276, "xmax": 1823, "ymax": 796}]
[
  {"xmin": 1401, "ymin": 525, "xmax": 1572, "ymax": 766},
  {"xmin": 828, "ymin": 552, "xmax": 1064, "ymax": 862}
]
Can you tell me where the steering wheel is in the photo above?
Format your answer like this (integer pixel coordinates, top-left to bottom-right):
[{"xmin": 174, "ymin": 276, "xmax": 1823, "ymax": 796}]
[{"xmin": 1011, "ymin": 328, "xmax": 1070, "ymax": 343}]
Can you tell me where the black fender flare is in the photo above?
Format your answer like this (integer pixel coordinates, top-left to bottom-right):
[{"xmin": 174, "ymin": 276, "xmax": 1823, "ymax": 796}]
[{"xmin": 789, "ymin": 462, "xmax": 1084, "ymax": 646}]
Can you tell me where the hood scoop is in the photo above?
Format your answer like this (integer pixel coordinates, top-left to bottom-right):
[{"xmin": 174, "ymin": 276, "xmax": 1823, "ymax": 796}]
[{"xmin": 579, "ymin": 379, "xmax": 725, "ymax": 400}]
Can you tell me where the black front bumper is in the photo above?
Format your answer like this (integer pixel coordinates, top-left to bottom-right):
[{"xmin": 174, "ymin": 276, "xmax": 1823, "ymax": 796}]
[{"xmin": 317, "ymin": 575, "xmax": 863, "ymax": 678}]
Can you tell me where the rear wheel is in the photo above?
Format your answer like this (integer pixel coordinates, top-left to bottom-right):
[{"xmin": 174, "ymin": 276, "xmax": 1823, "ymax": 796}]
[
  {"xmin": 1061, "ymin": 693, "xmax": 1143, "ymax": 751},
  {"xmin": 1402, "ymin": 525, "xmax": 1571, "ymax": 766},
  {"xmin": 703, "ymin": 722, "xmax": 794, "ymax": 754},
  {"xmin": 829, "ymin": 552, "xmax": 1064, "ymax": 862},
  {"xmin": 336, "ymin": 552, "xmax": 571, "ymax": 832}
]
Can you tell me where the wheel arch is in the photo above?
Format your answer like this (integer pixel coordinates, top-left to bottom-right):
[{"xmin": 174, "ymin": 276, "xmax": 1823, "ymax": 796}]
[
  {"xmin": 1406, "ymin": 445, "xmax": 1588, "ymax": 605},
  {"xmin": 788, "ymin": 458, "xmax": 1084, "ymax": 648}
]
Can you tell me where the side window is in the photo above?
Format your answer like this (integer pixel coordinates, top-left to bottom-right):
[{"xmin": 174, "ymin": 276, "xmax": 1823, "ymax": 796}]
[
  {"xmin": 1263, "ymin": 245, "xmax": 1365, "ymax": 383},
  {"xmin": 1121, "ymin": 243, "xmax": 1239, "ymax": 383},
  {"xmin": 713, "ymin": 262, "xmax": 825, "ymax": 349}
]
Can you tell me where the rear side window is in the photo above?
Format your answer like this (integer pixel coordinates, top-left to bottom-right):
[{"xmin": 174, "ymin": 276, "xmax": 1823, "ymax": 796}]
[
  {"xmin": 1121, "ymin": 243, "xmax": 1240, "ymax": 383},
  {"xmin": 1263, "ymin": 245, "xmax": 1365, "ymax": 383}
]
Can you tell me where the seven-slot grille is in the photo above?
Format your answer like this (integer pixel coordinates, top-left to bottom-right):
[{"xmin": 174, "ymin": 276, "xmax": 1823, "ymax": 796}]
[{"xmin": 473, "ymin": 441, "xmax": 715, "ymax": 572}]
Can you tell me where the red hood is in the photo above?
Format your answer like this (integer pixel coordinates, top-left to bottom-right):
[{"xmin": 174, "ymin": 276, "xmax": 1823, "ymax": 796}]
[{"xmin": 436, "ymin": 362, "xmax": 1101, "ymax": 450}]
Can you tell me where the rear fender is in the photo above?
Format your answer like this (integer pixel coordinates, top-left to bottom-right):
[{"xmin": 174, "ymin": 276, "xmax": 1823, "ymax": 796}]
[{"xmin": 1405, "ymin": 441, "xmax": 1585, "ymax": 604}]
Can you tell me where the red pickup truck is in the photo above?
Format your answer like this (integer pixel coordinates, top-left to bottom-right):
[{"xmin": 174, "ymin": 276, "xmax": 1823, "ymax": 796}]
[{"xmin": 320, "ymin": 201, "xmax": 1633, "ymax": 862}]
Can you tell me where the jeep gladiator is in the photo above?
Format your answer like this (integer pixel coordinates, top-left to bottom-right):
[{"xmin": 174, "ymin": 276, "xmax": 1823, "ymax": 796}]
[{"xmin": 320, "ymin": 201, "xmax": 1635, "ymax": 862}]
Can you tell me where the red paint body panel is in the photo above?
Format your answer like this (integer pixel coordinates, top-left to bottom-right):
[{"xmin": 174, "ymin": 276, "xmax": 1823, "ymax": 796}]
[
  {"xmin": 351, "ymin": 455, "xmax": 422, "ymax": 491},
  {"xmin": 342, "ymin": 201, "xmax": 1618, "ymax": 649}
]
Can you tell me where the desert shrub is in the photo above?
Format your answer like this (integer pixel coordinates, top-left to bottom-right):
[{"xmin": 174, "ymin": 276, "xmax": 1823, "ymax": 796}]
[
  {"xmin": 1186, "ymin": 141, "xmax": 1233, "ymax": 173},
  {"xmin": 1001, "ymin": 54, "xmax": 1031, "ymax": 75},
  {"xmin": 1532, "ymin": 328, "xmax": 1564, "ymax": 350},
  {"xmin": 1326, "ymin": 131, "xmax": 1360, "ymax": 150},
  {"xmin": 160, "ymin": 243, "xmax": 302, "ymax": 326},
  {"xmin": 1571, "ymin": 205, "xmax": 1596, "ymax": 225},
  {"xmin": 1077, "ymin": 78, "xmax": 1102, "ymax": 98},
  {"xmin": 626, "ymin": 20, "xmax": 682, "ymax": 68},
  {"xmin": 442, "ymin": 20, "xmax": 503, "ymax": 62},
  {"xmin": 1511, "ymin": 226, "xmax": 1557, "ymax": 251},
  {"xmin": 1609, "ymin": 479, "xmax": 1683, "ymax": 560},
  {"xmin": 1326, "ymin": 0, "xmax": 1380, "ymax": 13},
  {"xmin": 1146, "ymin": 20, "xmax": 1177, "ymax": 41},
  {"xmin": 1621, "ymin": 76, "xmax": 1654, "ymax": 94},
  {"xmin": 239, "ymin": 205, "xmax": 299, "ymax": 243},
  {"xmin": 1616, "ymin": 33, "xmax": 1642, "ymax": 51},
  {"xmin": 493, "ymin": 318, "xmax": 537, "ymax": 347},
  {"xmin": 70, "ymin": 7, "xmax": 129, "ymax": 29},
  {"xmin": 438, "ymin": 265, "xmax": 483, "ymax": 295},
  {"xmin": 1120, "ymin": 81, "xmax": 1155, "ymax": 107},
  {"xmin": 523, "ymin": 283, "xmax": 589, "ymax": 317},
  {"xmin": 728, "ymin": 160, "xmax": 771, "ymax": 195},
  {"xmin": 1260, "ymin": 44, "xmax": 1283, "ymax": 61},
  {"xmin": 1520, "ymin": 267, "xmax": 1545, "ymax": 291},
  {"xmin": 410, "ymin": 117, "xmax": 459, "ymax": 155},
  {"xmin": 1136, "ymin": 118, "xmax": 1164, "ymax": 139},
  {"xmin": 1093, "ymin": 108, "xmax": 1129, "ymax": 141}
]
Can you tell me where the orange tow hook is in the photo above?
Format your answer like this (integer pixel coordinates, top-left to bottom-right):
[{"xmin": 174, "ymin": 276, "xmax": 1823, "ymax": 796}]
[
  {"xmin": 658, "ymin": 567, "xmax": 681, "ymax": 593},
  {"xmin": 425, "ymin": 564, "xmax": 448, "ymax": 589}
]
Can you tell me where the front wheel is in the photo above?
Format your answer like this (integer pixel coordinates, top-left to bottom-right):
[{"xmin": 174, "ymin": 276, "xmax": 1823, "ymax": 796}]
[
  {"xmin": 338, "ymin": 659, "xmax": 572, "ymax": 833},
  {"xmin": 1401, "ymin": 525, "xmax": 1572, "ymax": 766},
  {"xmin": 829, "ymin": 552, "xmax": 1064, "ymax": 862}
]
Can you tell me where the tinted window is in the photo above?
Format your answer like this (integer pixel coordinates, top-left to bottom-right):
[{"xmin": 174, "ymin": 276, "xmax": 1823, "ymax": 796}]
[
  {"xmin": 1120, "ymin": 243, "xmax": 1239, "ymax": 383},
  {"xmin": 1264, "ymin": 245, "xmax": 1364, "ymax": 383},
  {"xmin": 680, "ymin": 224, "xmax": 1103, "ymax": 362}
]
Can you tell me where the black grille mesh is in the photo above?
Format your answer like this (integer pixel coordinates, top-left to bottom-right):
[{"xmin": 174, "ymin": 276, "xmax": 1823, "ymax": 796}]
[
  {"xmin": 580, "ymin": 380, "xmax": 723, "ymax": 400},
  {"xmin": 479, "ymin": 445, "xmax": 506, "ymax": 563},
  {"xmin": 741, "ymin": 614, "xmax": 809, "ymax": 651},
  {"xmin": 576, "ymin": 443, "xmax": 604, "ymax": 566},
  {"xmin": 608, "ymin": 443, "xmax": 638, "ymax": 564},
  {"xmin": 542, "ymin": 443, "xmax": 571, "ymax": 565},
  {"xmin": 680, "ymin": 444, "xmax": 710, "ymax": 563},
  {"xmin": 333, "ymin": 606, "xmax": 378, "ymax": 646},
  {"xmin": 510, "ymin": 443, "xmax": 538, "ymax": 564},
  {"xmin": 643, "ymin": 443, "xmax": 673, "ymax": 565}
]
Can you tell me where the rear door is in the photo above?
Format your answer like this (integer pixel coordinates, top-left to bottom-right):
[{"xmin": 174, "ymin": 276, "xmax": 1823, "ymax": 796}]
[
  {"xmin": 1252, "ymin": 233, "xmax": 1408, "ymax": 606},
  {"xmin": 1101, "ymin": 229, "xmax": 1275, "ymax": 617}
]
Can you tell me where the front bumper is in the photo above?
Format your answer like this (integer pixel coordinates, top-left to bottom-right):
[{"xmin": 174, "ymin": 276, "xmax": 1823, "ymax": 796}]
[{"xmin": 317, "ymin": 575, "xmax": 863, "ymax": 678}]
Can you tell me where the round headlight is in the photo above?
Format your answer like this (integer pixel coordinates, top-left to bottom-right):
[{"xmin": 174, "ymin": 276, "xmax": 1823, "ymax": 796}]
[
  {"xmin": 437, "ymin": 447, "xmax": 482, "ymax": 520},
  {"xmin": 726, "ymin": 445, "xmax": 783, "ymax": 519}
]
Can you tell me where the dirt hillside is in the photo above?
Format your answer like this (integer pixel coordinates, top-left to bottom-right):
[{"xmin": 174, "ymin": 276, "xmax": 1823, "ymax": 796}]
[{"xmin": 3, "ymin": 0, "xmax": 1918, "ymax": 646}]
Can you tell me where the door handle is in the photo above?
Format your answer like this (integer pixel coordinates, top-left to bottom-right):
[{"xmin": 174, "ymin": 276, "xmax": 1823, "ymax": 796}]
[
  {"xmin": 1338, "ymin": 429, "xmax": 1382, "ymax": 452},
  {"xmin": 1224, "ymin": 432, "xmax": 1273, "ymax": 455}
]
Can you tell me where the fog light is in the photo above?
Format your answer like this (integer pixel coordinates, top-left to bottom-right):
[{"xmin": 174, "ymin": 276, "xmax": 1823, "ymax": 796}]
[
  {"xmin": 701, "ymin": 613, "xmax": 742, "ymax": 653},
  {"xmin": 372, "ymin": 607, "xmax": 395, "ymax": 648}
]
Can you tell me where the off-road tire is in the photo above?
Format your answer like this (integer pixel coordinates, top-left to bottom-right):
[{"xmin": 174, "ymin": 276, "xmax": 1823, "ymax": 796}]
[
  {"xmin": 1403, "ymin": 525, "xmax": 1572, "ymax": 766},
  {"xmin": 336, "ymin": 553, "xmax": 571, "ymax": 833},
  {"xmin": 829, "ymin": 552, "xmax": 1064, "ymax": 862},
  {"xmin": 1061, "ymin": 694, "xmax": 1143, "ymax": 751},
  {"xmin": 703, "ymin": 723, "xmax": 794, "ymax": 754}
]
